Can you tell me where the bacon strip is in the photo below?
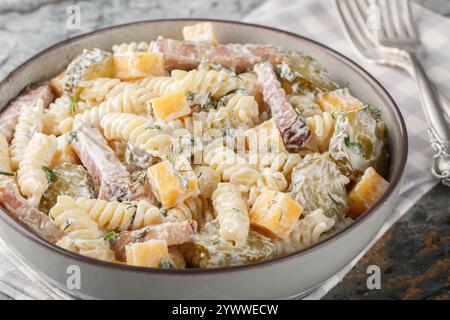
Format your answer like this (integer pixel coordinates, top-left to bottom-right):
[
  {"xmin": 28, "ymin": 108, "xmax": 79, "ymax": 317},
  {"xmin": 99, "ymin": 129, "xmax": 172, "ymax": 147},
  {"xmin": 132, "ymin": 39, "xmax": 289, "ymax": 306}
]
[
  {"xmin": 0, "ymin": 181, "xmax": 64, "ymax": 243},
  {"xmin": 71, "ymin": 121, "xmax": 143, "ymax": 201},
  {"xmin": 155, "ymin": 36, "xmax": 283, "ymax": 73},
  {"xmin": 254, "ymin": 63, "xmax": 311, "ymax": 151},
  {"xmin": 111, "ymin": 220, "xmax": 197, "ymax": 261},
  {"xmin": 0, "ymin": 83, "xmax": 54, "ymax": 142}
]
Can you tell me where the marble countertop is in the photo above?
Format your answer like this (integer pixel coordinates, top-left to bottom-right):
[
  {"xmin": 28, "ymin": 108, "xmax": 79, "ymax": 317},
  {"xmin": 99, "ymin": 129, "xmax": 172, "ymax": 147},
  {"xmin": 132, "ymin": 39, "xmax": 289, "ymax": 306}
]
[{"xmin": 0, "ymin": 0, "xmax": 448, "ymax": 300}]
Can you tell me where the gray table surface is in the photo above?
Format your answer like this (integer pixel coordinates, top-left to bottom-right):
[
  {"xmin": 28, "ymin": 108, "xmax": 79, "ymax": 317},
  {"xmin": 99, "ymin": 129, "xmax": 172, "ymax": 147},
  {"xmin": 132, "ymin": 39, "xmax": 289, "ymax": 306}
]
[{"xmin": 0, "ymin": 0, "xmax": 448, "ymax": 300}]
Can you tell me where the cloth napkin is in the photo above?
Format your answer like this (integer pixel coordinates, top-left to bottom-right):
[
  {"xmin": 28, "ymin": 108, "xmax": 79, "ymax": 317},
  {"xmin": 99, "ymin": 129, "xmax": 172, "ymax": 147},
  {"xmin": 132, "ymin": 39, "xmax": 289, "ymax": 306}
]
[{"xmin": 1, "ymin": 0, "xmax": 450, "ymax": 300}]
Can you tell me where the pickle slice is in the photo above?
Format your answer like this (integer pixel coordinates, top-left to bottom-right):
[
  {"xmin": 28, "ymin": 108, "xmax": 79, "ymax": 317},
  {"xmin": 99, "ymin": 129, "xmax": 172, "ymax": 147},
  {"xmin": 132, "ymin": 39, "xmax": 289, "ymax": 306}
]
[
  {"xmin": 329, "ymin": 109, "xmax": 384, "ymax": 181},
  {"xmin": 278, "ymin": 51, "xmax": 338, "ymax": 93},
  {"xmin": 39, "ymin": 163, "xmax": 94, "ymax": 214},
  {"xmin": 63, "ymin": 49, "xmax": 114, "ymax": 98},
  {"xmin": 186, "ymin": 220, "xmax": 276, "ymax": 268},
  {"xmin": 290, "ymin": 153, "xmax": 348, "ymax": 221}
]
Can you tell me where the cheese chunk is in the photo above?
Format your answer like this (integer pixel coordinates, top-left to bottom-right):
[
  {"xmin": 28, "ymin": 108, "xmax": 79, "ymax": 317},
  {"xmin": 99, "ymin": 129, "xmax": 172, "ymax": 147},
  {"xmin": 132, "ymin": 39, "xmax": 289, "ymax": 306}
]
[
  {"xmin": 245, "ymin": 119, "xmax": 286, "ymax": 158},
  {"xmin": 50, "ymin": 70, "xmax": 66, "ymax": 97},
  {"xmin": 114, "ymin": 51, "xmax": 165, "ymax": 80},
  {"xmin": 147, "ymin": 160, "xmax": 199, "ymax": 209},
  {"xmin": 125, "ymin": 239, "xmax": 169, "ymax": 268},
  {"xmin": 151, "ymin": 92, "xmax": 191, "ymax": 121},
  {"xmin": 348, "ymin": 167, "xmax": 389, "ymax": 219},
  {"xmin": 249, "ymin": 188, "xmax": 303, "ymax": 238},
  {"xmin": 318, "ymin": 88, "xmax": 364, "ymax": 113},
  {"xmin": 183, "ymin": 22, "xmax": 217, "ymax": 45}
]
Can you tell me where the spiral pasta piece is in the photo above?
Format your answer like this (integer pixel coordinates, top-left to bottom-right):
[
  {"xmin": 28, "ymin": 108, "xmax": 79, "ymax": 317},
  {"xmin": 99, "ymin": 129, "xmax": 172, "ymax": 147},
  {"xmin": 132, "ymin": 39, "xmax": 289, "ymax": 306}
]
[
  {"xmin": 10, "ymin": 99, "xmax": 44, "ymax": 170},
  {"xmin": 132, "ymin": 76, "xmax": 178, "ymax": 97},
  {"xmin": 76, "ymin": 87, "xmax": 154, "ymax": 128},
  {"xmin": 76, "ymin": 197, "xmax": 163, "ymax": 231},
  {"xmin": 164, "ymin": 196, "xmax": 213, "ymax": 230},
  {"xmin": 247, "ymin": 152, "xmax": 302, "ymax": 205},
  {"xmin": 165, "ymin": 202, "xmax": 193, "ymax": 222},
  {"xmin": 274, "ymin": 209, "xmax": 335, "ymax": 255},
  {"xmin": 100, "ymin": 112, "xmax": 173, "ymax": 157},
  {"xmin": 79, "ymin": 77, "xmax": 130, "ymax": 105},
  {"xmin": 204, "ymin": 142, "xmax": 259, "ymax": 193},
  {"xmin": 305, "ymin": 112, "xmax": 335, "ymax": 153},
  {"xmin": 170, "ymin": 69, "xmax": 248, "ymax": 103},
  {"xmin": 113, "ymin": 41, "xmax": 150, "ymax": 54},
  {"xmin": 17, "ymin": 133, "xmax": 58, "ymax": 207},
  {"xmin": 170, "ymin": 108, "xmax": 231, "ymax": 135},
  {"xmin": 44, "ymin": 96, "xmax": 93, "ymax": 136},
  {"xmin": 193, "ymin": 165, "xmax": 221, "ymax": 198},
  {"xmin": 219, "ymin": 93, "xmax": 259, "ymax": 127},
  {"xmin": 212, "ymin": 183, "xmax": 249, "ymax": 246},
  {"xmin": 255, "ymin": 152, "xmax": 301, "ymax": 182},
  {"xmin": 49, "ymin": 196, "xmax": 115, "ymax": 261}
]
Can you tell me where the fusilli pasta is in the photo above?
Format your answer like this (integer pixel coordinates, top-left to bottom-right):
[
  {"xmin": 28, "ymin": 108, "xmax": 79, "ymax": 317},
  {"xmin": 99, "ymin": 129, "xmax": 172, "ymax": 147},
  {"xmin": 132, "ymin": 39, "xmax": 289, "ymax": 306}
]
[
  {"xmin": 212, "ymin": 183, "xmax": 250, "ymax": 246},
  {"xmin": 274, "ymin": 209, "xmax": 335, "ymax": 255},
  {"xmin": 204, "ymin": 141, "xmax": 259, "ymax": 193},
  {"xmin": 101, "ymin": 112, "xmax": 173, "ymax": 157},
  {"xmin": 76, "ymin": 87, "xmax": 154, "ymax": 128},
  {"xmin": 10, "ymin": 99, "xmax": 44, "ymax": 170},
  {"xmin": 17, "ymin": 133, "xmax": 57, "ymax": 207},
  {"xmin": 305, "ymin": 111, "xmax": 335, "ymax": 153},
  {"xmin": 75, "ymin": 197, "xmax": 163, "ymax": 231},
  {"xmin": 49, "ymin": 195, "xmax": 115, "ymax": 261}
]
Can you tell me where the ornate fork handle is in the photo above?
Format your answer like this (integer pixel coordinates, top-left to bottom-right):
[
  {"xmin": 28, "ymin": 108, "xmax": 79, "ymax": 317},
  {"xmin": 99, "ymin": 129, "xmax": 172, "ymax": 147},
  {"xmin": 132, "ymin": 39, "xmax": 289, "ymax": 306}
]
[
  {"xmin": 409, "ymin": 53, "xmax": 450, "ymax": 185},
  {"xmin": 428, "ymin": 129, "xmax": 450, "ymax": 187}
]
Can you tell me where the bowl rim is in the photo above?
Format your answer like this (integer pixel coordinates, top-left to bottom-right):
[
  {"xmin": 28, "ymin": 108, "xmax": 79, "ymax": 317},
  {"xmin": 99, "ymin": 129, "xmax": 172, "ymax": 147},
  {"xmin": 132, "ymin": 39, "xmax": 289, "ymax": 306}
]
[{"xmin": 0, "ymin": 18, "xmax": 408, "ymax": 275}]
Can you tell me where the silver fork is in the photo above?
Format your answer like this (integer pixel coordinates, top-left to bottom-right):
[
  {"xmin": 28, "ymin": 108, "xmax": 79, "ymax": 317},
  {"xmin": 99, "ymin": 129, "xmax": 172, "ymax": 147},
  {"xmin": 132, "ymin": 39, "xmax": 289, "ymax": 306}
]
[
  {"xmin": 335, "ymin": 0, "xmax": 450, "ymax": 120},
  {"xmin": 335, "ymin": 0, "xmax": 450, "ymax": 186}
]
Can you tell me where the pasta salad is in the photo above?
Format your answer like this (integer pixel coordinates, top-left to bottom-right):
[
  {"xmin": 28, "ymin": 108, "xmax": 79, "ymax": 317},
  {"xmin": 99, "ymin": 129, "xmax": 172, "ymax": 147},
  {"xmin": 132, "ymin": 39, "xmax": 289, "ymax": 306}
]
[{"xmin": 0, "ymin": 22, "xmax": 390, "ymax": 269}]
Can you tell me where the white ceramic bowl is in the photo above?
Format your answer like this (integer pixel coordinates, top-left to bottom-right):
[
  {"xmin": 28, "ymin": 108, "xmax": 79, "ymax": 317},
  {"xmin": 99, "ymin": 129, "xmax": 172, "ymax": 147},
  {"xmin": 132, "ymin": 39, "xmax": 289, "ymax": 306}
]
[{"xmin": 0, "ymin": 19, "xmax": 407, "ymax": 299}]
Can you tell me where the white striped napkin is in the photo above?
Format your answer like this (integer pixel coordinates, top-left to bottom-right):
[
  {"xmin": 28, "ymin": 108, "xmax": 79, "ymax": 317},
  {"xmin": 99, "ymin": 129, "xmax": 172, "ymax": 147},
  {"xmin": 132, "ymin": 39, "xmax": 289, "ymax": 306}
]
[{"xmin": 1, "ymin": 0, "xmax": 449, "ymax": 300}]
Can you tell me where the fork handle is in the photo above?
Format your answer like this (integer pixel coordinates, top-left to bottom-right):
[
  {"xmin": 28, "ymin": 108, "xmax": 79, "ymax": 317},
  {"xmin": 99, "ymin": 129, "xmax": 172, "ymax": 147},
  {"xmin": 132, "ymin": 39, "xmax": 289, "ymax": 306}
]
[
  {"xmin": 410, "ymin": 53, "xmax": 450, "ymax": 185},
  {"xmin": 436, "ymin": 86, "xmax": 450, "ymax": 122}
]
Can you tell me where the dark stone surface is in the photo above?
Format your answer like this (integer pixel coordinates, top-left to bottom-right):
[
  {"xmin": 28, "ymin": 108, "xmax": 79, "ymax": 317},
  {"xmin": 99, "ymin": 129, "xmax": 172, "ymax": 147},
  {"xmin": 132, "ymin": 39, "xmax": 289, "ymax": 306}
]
[{"xmin": 324, "ymin": 183, "xmax": 450, "ymax": 300}]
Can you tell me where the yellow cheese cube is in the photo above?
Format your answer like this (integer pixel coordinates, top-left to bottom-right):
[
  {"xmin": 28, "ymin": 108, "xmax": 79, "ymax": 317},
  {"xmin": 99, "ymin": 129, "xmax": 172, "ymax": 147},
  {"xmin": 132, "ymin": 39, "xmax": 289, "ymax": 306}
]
[
  {"xmin": 50, "ymin": 70, "xmax": 66, "ymax": 97},
  {"xmin": 82, "ymin": 56, "xmax": 115, "ymax": 82},
  {"xmin": 318, "ymin": 88, "xmax": 364, "ymax": 113},
  {"xmin": 249, "ymin": 188, "xmax": 303, "ymax": 238},
  {"xmin": 125, "ymin": 240, "xmax": 169, "ymax": 268},
  {"xmin": 114, "ymin": 51, "xmax": 165, "ymax": 81},
  {"xmin": 147, "ymin": 160, "xmax": 199, "ymax": 209},
  {"xmin": 245, "ymin": 119, "xmax": 286, "ymax": 157},
  {"xmin": 182, "ymin": 22, "xmax": 217, "ymax": 45},
  {"xmin": 151, "ymin": 92, "xmax": 191, "ymax": 121},
  {"xmin": 348, "ymin": 167, "xmax": 389, "ymax": 219}
]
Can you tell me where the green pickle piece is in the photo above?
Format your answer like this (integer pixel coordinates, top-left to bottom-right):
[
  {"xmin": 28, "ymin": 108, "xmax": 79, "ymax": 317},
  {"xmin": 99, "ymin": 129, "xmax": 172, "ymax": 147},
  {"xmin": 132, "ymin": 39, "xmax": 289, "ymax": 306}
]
[
  {"xmin": 63, "ymin": 48, "xmax": 114, "ymax": 98},
  {"xmin": 187, "ymin": 220, "xmax": 276, "ymax": 268},
  {"xmin": 329, "ymin": 109, "xmax": 384, "ymax": 181},
  {"xmin": 39, "ymin": 163, "xmax": 94, "ymax": 214},
  {"xmin": 290, "ymin": 153, "xmax": 348, "ymax": 221},
  {"xmin": 278, "ymin": 51, "xmax": 338, "ymax": 93}
]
